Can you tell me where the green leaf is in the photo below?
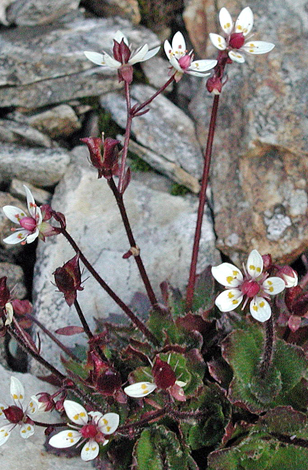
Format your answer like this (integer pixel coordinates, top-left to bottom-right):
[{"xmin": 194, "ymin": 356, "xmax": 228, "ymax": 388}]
[
  {"xmin": 222, "ymin": 325, "xmax": 308, "ymax": 413},
  {"xmin": 133, "ymin": 426, "xmax": 191, "ymax": 470},
  {"xmin": 192, "ymin": 265, "xmax": 215, "ymax": 313}
]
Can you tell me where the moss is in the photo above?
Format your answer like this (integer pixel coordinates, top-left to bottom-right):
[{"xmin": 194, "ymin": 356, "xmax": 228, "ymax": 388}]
[
  {"xmin": 170, "ymin": 183, "xmax": 190, "ymax": 196},
  {"xmin": 129, "ymin": 153, "xmax": 152, "ymax": 172}
]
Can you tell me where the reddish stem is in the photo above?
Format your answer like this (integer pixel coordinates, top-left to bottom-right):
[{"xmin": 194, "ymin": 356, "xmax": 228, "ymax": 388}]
[
  {"xmin": 118, "ymin": 81, "xmax": 132, "ymax": 194},
  {"xmin": 186, "ymin": 94, "xmax": 220, "ymax": 311},
  {"xmin": 59, "ymin": 227, "xmax": 159, "ymax": 345},
  {"xmin": 108, "ymin": 177, "xmax": 159, "ymax": 310}
]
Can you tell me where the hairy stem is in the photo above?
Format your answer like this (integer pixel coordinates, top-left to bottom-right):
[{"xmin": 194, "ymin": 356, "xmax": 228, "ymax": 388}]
[
  {"xmin": 260, "ymin": 314, "xmax": 275, "ymax": 379},
  {"xmin": 108, "ymin": 177, "xmax": 159, "ymax": 310},
  {"xmin": 186, "ymin": 94, "xmax": 220, "ymax": 311}
]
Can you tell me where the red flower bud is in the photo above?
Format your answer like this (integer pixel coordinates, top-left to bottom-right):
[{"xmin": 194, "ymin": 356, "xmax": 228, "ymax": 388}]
[
  {"xmin": 113, "ymin": 39, "xmax": 131, "ymax": 64},
  {"xmin": 53, "ymin": 254, "xmax": 83, "ymax": 306},
  {"xmin": 152, "ymin": 357, "xmax": 176, "ymax": 390},
  {"xmin": 206, "ymin": 75, "xmax": 223, "ymax": 95},
  {"xmin": 229, "ymin": 32, "xmax": 245, "ymax": 49},
  {"xmin": 81, "ymin": 136, "xmax": 120, "ymax": 179}
]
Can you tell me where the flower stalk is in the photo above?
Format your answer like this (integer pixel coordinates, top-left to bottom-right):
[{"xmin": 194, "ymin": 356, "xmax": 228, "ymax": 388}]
[{"xmin": 259, "ymin": 314, "xmax": 275, "ymax": 379}]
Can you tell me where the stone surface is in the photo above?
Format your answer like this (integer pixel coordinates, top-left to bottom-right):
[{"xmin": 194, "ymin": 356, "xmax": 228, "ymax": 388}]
[
  {"xmin": 83, "ymin": 0, "xmax": 141, "ymax": 25},
  {"xmin": 10, "ymin": 179, "xmax": 52, "ymax": 205},
  {"xmin": 189, "ymin": 0, "xmax": 308, "ymax": 265},
  {"xmin": 0, "ymin": 365, "xmax": 86, "ymax": 470},
  {"xmin": 0, "ymin": 143, "xmax": 71, "ymax": 187},
  {"xmin": 141, "ymin": 56, "xmax": 174, "ymax": 90},
  {"xmin": 31, "ymin": 150, "xmax": 220, "ymax": 372},
  {"xmin": 0, "ymin": 262, "xmax": 27, "ymax": 299},
  {"xmin": 0, "ymin": 117, "xmax": 55, "ymax": 148},
  {"xmin": 183, "ymin": 0, "xmax": 209, "ymax": 57},
  {"xmin": 0, "ymin": 17, "xmax": 159, "ymax": 108},
  {"xmin": 0, "ymin": 0, "xmax": 15, "ymax": 25},
  {"xmin": 100, "ymin": 84, "xmax": 203, "ymax": 190},
  {"xmin": 28, "ymin": 104, "xmax": 81, "ymax": 138},
  {"xmin": 6, "ymin": 0, "xmax": 80, "ymax": 25}
]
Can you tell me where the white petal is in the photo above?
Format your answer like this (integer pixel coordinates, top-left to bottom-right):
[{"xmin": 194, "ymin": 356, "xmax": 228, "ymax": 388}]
[
  {"xmin": 189, "ymin": 59, "xmax": 217, "ymax": 72},
  {"xmin": 3, "ymin": 205, "xmax": 26, "ymax": 224},
  {"xmin": 98, "ymin": 413, "xmax": 119, "ymax": 435},
  {"xmin": 228, "ymin": 50, "xmax": 245, "ymax": 63},
  {"xmin": 211, "ymin": 263, "xmax": 243, "ymax": 287},
  {"xmin": 64, "ymin": 400, "xmax": 88, "ymax": 425},
  {"xmin": 209, "ymin": 33, "xmax": 227, "ymax": 51},
  {"xmin": 219, "ymin": 7, "xmax": 234, "ymax": 34},
  {"xmin": 250, "ymin": 296, "xmax": 271, "ymax": 322},
  {"xmin": 235, "ymin": 6, "xmax": 253, "ymax": 36},
  {"xmin": 4, "ymin": 302, "xmax": 14, "ymax": 326},
  {"xmin": 215, "ymin": 289, "xmax": 243, "ymax": 312},
  {"xmin": 164, "ymin": 39, "xmax": 173, "ymax": 59},
  {"xmin": 10, "ymin": 377, "xmax": 25, "ymax": 407},
  {"xmin": 20, "ymin": 422, "xmax": 34, "ymax": 439},
  {"xmin": 102, "ymin": 53, "xmax": 121, "ymax": 68},
  {"xmin": 241, "ymin": 41, "xmax": 275, "ymax": 55},
  {"xmin": 24, "ymin": 185, "xmax": 35, "ymax": 217},
  {"xmin": 186, "ymin": 70, "xmax": 211, "ymax": 78},
  {"xmin": 25, "ymin": 228, "xmax": 40, "ymax": 244},
  {"xmin": 0, "ymin": 403, "xmax": 6, "ymax": 419},
  {"xmin": 129, "ymin": 44, "xmax": 148, "ymax": 64},
  {"xmin": 81, "ymin": 439, "xmax": 99, "ymax": 461},
  {"xmin": 171, "ymin": 31, "xmax": 186, "ymax": 58},
  {"xmin": 0, "ymin": 424, "xmax": 13, "ymax": 446},
  {"xmin": 113, "ymin": 30, "xmax": 129, "ymax": 46},
  {"xmin": 139, "ymin": 46, "xmax": 160, "ymax": 62},
  {"xmin": 49, "ymin": 429, "xmax": 82, "ymax": 448},
  {"xmin": 88, "ymin": 411, "xmax": 103, "ymax": 423},
  {"xmin": 3, "ymin": 229, "xmax": 28, "ymax": 245},
  {"xmin": 246, "ymin": 249, "xmax": 263, "ymax": 278},
  {"xmin": 175, "ymin": 380, "xmax": 187, "ymax": 387},
  {"xmin": 169, "ymin": 54, "xmax": 183, "ymax": 73},
  {"xmin": 26, "ymin": 396, "xmax": 40, "ymax": 415},
  {"xmin": 124, "ymin": 382, "xmax": 157, "ymax": 398},
  {"xmin": 84, "ymin": 51, "xmax": 107, "ymax": 66},
  {"xmin": 263, "ymin": 277, "xmax": 285, "ymax": 296}
]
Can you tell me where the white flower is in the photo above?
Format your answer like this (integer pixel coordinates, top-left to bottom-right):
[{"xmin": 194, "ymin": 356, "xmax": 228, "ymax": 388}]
[
  {"xmin": 209, "ymin": 7, "xmax": 275, "ymax": 63},
  {"xmin": 3, "ymin": 185, "xmax": 42, "ymax": 245},
  {"xmin": 49, "ymin": 400, "xmax": 119, "ymax": 462},
  {"xmin": 0, "ymin": 377, "xmax": 39, "ymax": 446},
  {"xmin": 84, "ymin": 31, "xmax": 159, "ymax": 84},
  {"xmin": 211, "ymin": 249, "xmax": 285, "ymax": 322},
  {"xmin": 164, "ymin": 31, "xmax": 217, "ymax": 82}
]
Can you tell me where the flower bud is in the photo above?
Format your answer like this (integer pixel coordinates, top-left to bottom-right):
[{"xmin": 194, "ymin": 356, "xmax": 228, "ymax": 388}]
[
  {"xmin": 81, "ymin": 136, "xmax": 120, "ymax": 179},
  {"xmin": 53, "ymin": 254, "xmax": 83, "ymax": 306},
  {"xmin": 206, "ymin": 75, "xmax": 222, "ymax": 95},
  {"xmin": 113, "ymin": 38, "xmax": 131, "ymax": 64},
  {"xmin": 276, "ymin": 266, "xmax": 298, "ymax": 288},
  {"xmin": 152, "ymin": 357, "xmax": 176, "ymax": 390}
]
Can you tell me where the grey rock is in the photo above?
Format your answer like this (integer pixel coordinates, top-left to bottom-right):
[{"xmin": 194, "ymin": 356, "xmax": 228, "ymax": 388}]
[
  {"xmin": 7, "ymin": 0, "xmax": 80, "ymax": 26},
  {"xmin": 0, "ymin": 365, "xmax": 87, "ymax": 470},
  {"xmin": 31, "ymin": 153, "xmax": 220, "ymax": 372},
  {"xmin": 0, "ymin": 262, "xmax": 27, "ymax": 299},
  {"xmin": 83, "ymin": 0, "xmax": 141, "ymax": 25},
  {"xmin": 0, "ymin": 118, "xmax": 55, "ymax": 148},
  {"xmin": 141, "ymin": 56, "xmax": 174, "ymax": 90},
  {"xmin": 0, "ymin": 0, "xmax": 15, "ymax": 25},
  {"xmin": 189, "ymin": 0, "xmax": 308, "ymax": 264},
  {"xmin": 100, "ymin": 84, "xmax": 203, "ymax": 190},
  {"xmin": 0, "ymin": 17, "xmax": 159, "ymax": 107},
  {"xmin": 0, "ymin": 143, "xmax": 70, "ymax": 187},
  {"xmin": 10, "ymin": 179, "xmax": 52, "ymax": 205},
  {"xmin": 28, "ymin": 104, "xmax": 81, "ymax": 138}
]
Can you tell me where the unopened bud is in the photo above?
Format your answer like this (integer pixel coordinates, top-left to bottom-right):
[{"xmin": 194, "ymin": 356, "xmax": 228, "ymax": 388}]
[
  {"xmin": 152, "ymin": 357, "xmax": 176, "ymax": 390},
  {"xmin": 53, "ymin": 254, "xmax": 83, "ymax": 306}
]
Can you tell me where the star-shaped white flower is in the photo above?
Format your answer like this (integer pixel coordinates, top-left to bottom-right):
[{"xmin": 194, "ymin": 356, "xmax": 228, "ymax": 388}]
[
  {"xmin": 3, "ymin": 185, "xmax": 42, "ymax": 245},
  {"xmin": 84, "ymin": 31, "xmax": 159, "ymax": 84},
  {"xmin": 49, "ymin": 400, "xmax": 119, "ymax": 461},
  {"xmin": 209, "ymin": 7, "xmax": 275, "ymax": 63},
  {"xmin": 211, "ymin": 249, "xmax": 285, "ymax": 322},
  {"xmin": 0, "ymin": 377, "xmax": 39, "ymax": 446},
  {"xmin": 164, "ymin": 31, "xmax": 217, "ymax": 82}
]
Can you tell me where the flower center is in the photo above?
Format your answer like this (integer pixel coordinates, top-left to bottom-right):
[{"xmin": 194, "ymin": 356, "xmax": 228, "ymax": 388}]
[
  {"xmin": 80, "ymin": 424, "xmax": 98, "ymax": 439},
  {"xmin": 3, "ymin": 405, "xmax": 24, "ymax": 423},
  {"xmin": 178, "ymin": 54, "xmax": 192, "ymax": 70},
  {"xmin": 20, "ymin": 216, "xmax": 36, "ymax": 231},
  {"xmin": 241, "ymin": 280, "xmax": 260, "ymax": 298},
  {"xmin": 229, "ymin": 32, "xmax": 245, "ymax": 49}
]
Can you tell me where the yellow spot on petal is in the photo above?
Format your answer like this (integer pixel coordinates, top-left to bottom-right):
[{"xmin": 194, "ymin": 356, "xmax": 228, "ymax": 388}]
[
  {"xmin": 106, "ymin": 426, "xmax": 111, "ymax": 432},
  {"xmin": 141, "ymin": 384, "xmax": 147, "ymax": 390},
  {"xmin": 228, "ymin": 292, "xmax": 235, "ymax": 299},
  {"xmin": 256, "ymin": 267, "xmax": 261, "ymax": 273},
  {"xmin": 237, "ymin": 25, "xmax": 243, "ymax": 31},
  {"xmin": 259, "ymin": 301, "xmax": 265, "ymax": 308},
  {"xmin": 103, "ymin": 419, "xmax": 108, "ymax": 425},
  {"xmin": 253, "ymin": 305, "xmax": 258, "ymax": 311},
  {"xmin": 226, "ymin": 276, "xmax": 234, "ymax": 284},
  {"xmin": 232, "ymin": 299, "xmax": 239, "ymax": 305},
  {"xmin": 85, "ymin": 446, "xmax": 90, "ymax": 451},
  {"xmin": 68, "ymin": 432, "xmax": 73, "ymax": 437},
  {"xmin": 249, "ymin": 264, "xmax": 256, "ymax": 271},
  {"xmin": 224, "ymin": 22, "xmax": 231, "ymax": 29}
]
